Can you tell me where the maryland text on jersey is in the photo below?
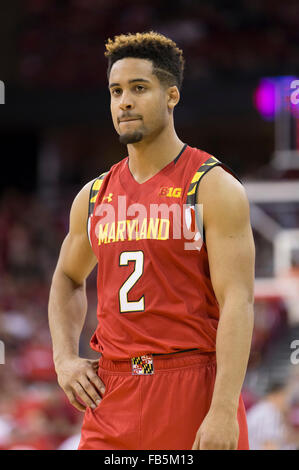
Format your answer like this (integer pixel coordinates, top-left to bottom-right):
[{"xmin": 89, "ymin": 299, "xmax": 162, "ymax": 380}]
[
  {"xmin": 92, "ymin": 200, "xmax": 203, "ymax": 250},
  {"xmin": 96, "ymin": 217, "xmax": 170, "ymax": 245}
]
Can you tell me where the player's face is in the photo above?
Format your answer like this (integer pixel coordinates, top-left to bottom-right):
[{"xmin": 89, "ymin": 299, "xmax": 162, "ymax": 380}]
[{"xmin": 109, "ymin": 58, "xmax": 171, "ymax": 145}]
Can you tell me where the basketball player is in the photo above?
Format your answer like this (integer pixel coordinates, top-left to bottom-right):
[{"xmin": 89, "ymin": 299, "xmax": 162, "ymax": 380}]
[{"xmin": 48, "ymin": 32, "xmax": 255, "ymax": 450}]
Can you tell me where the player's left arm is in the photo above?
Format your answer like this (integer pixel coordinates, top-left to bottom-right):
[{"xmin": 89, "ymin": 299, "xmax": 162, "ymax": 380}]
[{"xmin": 192, "ymin": 166, "xmax": 255, "ymax": 450}]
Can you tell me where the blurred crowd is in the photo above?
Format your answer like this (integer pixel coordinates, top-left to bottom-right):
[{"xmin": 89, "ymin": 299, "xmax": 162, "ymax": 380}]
[
  {"xmin": 246, "ymin": 366, "xmax": 299, "ymax": 450},
  {"xmin": 19, "ymin": 0, "xmax": 299, "ymax": 87},
  {"xmin": 0, "ymin": 186, "xmax": 298, "ymax": 449},
  {"xmin": 0, "ymin": 189, "xmax": 98, "ymax": 450}
]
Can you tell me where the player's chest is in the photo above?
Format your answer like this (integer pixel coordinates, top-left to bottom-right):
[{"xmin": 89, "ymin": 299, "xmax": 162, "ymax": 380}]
[{"xmin": 90, "ymin": 180, "xmax": 201, "ymax": 255}]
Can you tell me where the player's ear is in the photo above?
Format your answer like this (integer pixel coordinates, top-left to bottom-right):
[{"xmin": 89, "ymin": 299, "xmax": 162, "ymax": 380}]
[{"xmin": 167, "ymin": 86, "xmax": 180, "ymax": 111}]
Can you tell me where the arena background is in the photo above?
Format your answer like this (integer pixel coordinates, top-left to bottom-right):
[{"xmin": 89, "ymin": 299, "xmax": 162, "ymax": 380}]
[{"xmin": 0, "ymin": 0, "xmax": 299, "ymax": 450}]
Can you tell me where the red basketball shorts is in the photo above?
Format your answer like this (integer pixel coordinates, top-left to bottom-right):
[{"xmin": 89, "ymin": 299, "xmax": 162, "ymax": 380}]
[{"xmin": 78, "ymin": 350, "xmax": 249, "ymax": 450}]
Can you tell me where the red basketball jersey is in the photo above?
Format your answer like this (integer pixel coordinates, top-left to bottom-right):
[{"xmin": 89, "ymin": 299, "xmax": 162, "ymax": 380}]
[{"xmin": 87, "ymin": 144, "xmax": 240, "ymax": 360}]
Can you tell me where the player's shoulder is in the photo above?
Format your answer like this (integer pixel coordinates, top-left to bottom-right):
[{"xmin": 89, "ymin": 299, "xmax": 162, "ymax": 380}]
[
  {"xmin": 191, "ymin": 147, "xmax": 248, "ymax": 215},
  {"xmin": 70, "ymin": 158, "xmax": 125, "ymax": 219},
  {"xmin": 187, "ymin": 146, "xmax": 243, "ymax": 195},
  {"xmin": 77, "ymin": 158, "xmax": 124, "ymax": 201},
  {"xmin": 66, "ymin": 157, "xmax": 125, "ymax": 236},
  {"xmin": 199, "ymin": 164, "xmax": 246, "ymax": 202},
  {"xmin": 70, "ymin": 169, "xmax": 108, "ymax": 218},
  {"xmin": 199, "ymin": 164, "xmax": 242, "ymax": 190},
  {"xmin": 69, "ymin": 179, "xmax": 97, "ymax": 232},
  {"xmin": 187, "ymin": 145, "xmax": 218, "ymax": 165},
  {"xmin": 197, "ymin": 164, "xmax": 250, "ymax": 230}
]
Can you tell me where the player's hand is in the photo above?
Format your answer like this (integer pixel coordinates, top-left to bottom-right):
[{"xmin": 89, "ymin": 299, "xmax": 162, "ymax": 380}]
[
  {"xmin": 55, "ymin": 356, "xmax": 105, "ymax": 412},
  {"xmin": 191, "ymin": 407, "xmax": 239, "ymax": 450}
]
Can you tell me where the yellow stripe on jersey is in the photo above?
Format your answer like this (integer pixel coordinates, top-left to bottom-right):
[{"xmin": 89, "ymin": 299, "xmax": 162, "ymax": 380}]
[
  {"xmin": 187, "ymin": 185, "xmax": 197, "ymax": 196},
  {"xmin": 191, "ymin": 172, "xmax": 200, "ymax": 184},
  {"xmin": 186, "ymin": 157, "xmax": 220, "ymax": 202},
  {"xmin": 88, "ymin": 171, "xmax": 108, "ymax": 218},
  {"xmin": 190, "ymin": 170, "xmax": 205, "ymax": 184},
  {"xmin": 92, "ymin": 178, "xmax": 103, "ymax": 191},
  {"xmin": 90, "ymin": 194, "xmax": 98, "ymax": 203},
  {"xmin": 205, "ymin": 156, "xmax": 218, "ymax": 164}
]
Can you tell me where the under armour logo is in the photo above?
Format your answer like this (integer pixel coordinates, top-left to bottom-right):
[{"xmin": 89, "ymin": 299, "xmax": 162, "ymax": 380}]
[{"xmin": 102, "ymin": 193, "xmax": 113, "ymax": 203}]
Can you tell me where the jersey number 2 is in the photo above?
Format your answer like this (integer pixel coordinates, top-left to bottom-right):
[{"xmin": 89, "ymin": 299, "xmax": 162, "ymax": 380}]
[{"xmin": 119, "ymin": 251, "xmax": 145, "ymax": 313}]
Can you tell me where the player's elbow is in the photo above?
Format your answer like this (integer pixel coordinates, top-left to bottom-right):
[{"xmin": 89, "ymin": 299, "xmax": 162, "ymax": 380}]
[
  {"xmin": 51, "ymin": 264, "xmax": 85, "ymax": 290},
  {"xmin": 217, "ymin": 284, "xmax": 255, "ymax": 313}
]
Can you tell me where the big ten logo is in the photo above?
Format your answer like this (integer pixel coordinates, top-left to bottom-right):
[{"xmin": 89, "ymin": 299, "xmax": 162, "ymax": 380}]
[
  {"xmin": 0, "ymin": 340, "xmax": 5, "ymax": 364},
  {"xmin": 290, "ymin": 339, "xmax": 299, "ymax": 365},
  {"xmin": 159, "ymin": 187, "xmax": 182, "ymax": 198},
  {"xmin": 0, "ymin": 81, "xmax": 4, "ymax": 104},
  {"xmin": 290, "ymin": 80, "xmax": 299, "ymax": 106}
]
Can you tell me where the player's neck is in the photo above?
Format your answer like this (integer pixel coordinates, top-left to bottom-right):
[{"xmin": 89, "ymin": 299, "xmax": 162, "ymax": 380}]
[{"xmin": 126, "ymin": 127, "xmax": 184, "ymax": 184}]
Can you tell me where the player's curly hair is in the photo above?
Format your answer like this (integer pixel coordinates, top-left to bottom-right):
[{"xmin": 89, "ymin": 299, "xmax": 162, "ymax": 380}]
[{"xmin": 104, "ymin": 31, "xmax": 185, "ymax": 90}]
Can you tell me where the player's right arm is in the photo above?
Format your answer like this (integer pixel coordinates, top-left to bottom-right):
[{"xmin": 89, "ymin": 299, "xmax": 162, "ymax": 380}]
[{"xmin": 48, "ymin": 180, "xmax": 105, "ymax": 412}]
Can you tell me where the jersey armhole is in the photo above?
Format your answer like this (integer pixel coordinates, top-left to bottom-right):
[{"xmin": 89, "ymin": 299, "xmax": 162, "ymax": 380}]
[
  {"xmin": 86, "ymin": 172, "xmax": 108, "ymax": 246},
  {"xmin": 187, "ymin": 158, "xmax": 242, "ymax": 245}
]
